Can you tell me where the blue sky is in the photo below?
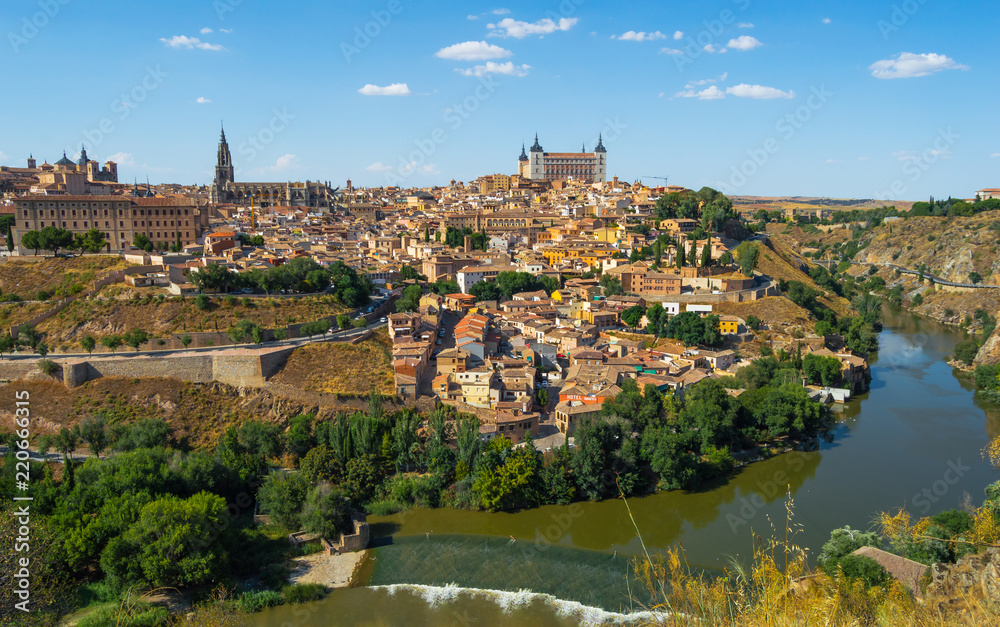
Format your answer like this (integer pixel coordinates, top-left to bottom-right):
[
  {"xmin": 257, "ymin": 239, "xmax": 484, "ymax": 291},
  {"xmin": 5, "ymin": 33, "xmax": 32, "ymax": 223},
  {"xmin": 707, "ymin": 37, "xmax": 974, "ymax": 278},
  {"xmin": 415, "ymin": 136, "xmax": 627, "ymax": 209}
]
[{"xmin": 2, "ymin": 0, "xmax": 997, "ymax": 199}]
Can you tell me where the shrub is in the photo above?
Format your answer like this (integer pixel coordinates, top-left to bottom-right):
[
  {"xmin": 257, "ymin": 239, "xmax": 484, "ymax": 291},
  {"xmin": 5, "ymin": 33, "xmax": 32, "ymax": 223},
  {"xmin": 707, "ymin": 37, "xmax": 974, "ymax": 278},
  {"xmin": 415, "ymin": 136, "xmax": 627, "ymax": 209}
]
[
  {"xmin": 835, "ymin": 555, "xmax": 893, "ymax": 589},
  {"xmin": 38, "ymin": 358, "xmax": 58, "ymax": 376},
  {"xmin": 77, "ymin": 603, "xmax": 170, "ymax": 627},
  {"xmin": 282, "ymin": 583, "xmax": 329, "ymax": 604},
  {"xmin": 237, "ymin": 589, "xmax": 285, "ymax": 613},
  {"xmin": 910, "ymin": 293, "xmax": 923, "ymax": 307},
  {"xmin": 954, "ymin": 339, "xmax": 979, "ymax": 366}
]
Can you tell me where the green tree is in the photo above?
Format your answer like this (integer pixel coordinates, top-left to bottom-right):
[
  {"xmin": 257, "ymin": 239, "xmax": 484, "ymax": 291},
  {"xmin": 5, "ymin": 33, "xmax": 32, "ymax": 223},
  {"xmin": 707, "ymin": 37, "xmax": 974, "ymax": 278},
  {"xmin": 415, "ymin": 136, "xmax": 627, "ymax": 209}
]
[
  {"xmin": 287, "ymin": 413, "xmax": 316, "ymax": 460},
  {"xmin": 123, "ymin": 328, "xmax": 150, "ymax": 352},
  {"xmin": 700, "ymin": 241, "xmax": 712, "ymax": 267},
  {"xmin": 100, "ymin": 492, "xmax": 230, "ymax": 589},
  {"xmin": 79, "ymin": 415, "xmax": 109, "ymax": 458},
  {"xmin": 190, "ymin": 264, "xmax": 231, "ymax": 293},
  {"xmin": 536, "ymin": 387, "xmax": 549, "ymax": 407},
  {"xmin": 257, "ymin": 471, "xmax": 310, "ymax": 529},
  {"xmin": 473, "ymin": 437, "xmax": 541, "ymax": 511},
  {"xmin": 299, "ymin": 444, "xmax": 344, "ymax": 483},
  {"xmin": 802, "ymin": 353, "xmax": 843, "ymax": 386},
  {"xmin": 736, "ymin": 242, "xmax": 759, "ymax": 277},
  {"xmin": 39, "ymin": 225, "xmax": 74, "ymax": 255},
  {"xmin": 337, "ymin": 313, "xmax": 351, "ymax": 330},
  {"xmin": 622, "ymin": 304, "xmax": 645, "ymax": 329},
  {"xmin": 74, "ymin": 228, "xmax": 108, "ymax": 254},
  {"xmin": 301, "ymin": 482, "xmax": 354, "ymax": 539},
  {"xmin": 746, "ymin": 315, "xmax": 762, "ymax": 330},
  {"xmin": 99, "ymin": 334, "xmax": 122, "ymax": 353},
  {"xmin": 675, "ymin": 239, "xmax": 686, "ymax": 268},
  {"xmin": 0, "ymin": 333, "xmax": 13, "ymax": 356},
  {"xmin": 133, "ymin": 233, "xmax": 154, "ymax": 252},
  {"xmin": 969, "ymin": 271, "xmax": 983, "ymax": 285},
  {"xmin": 21, "ymin": 230, "xmax": 42, "ymax": 256},
  {"xmin": 470, "ymin": 280, "xmax": 502, "ymax": 302},
  {"xmin": 80, "ymin": 335, "xmax": 96, "ymax": 355},
  {"xmin": 600, "ymin": 273, "xmax": 624, "ymax": 297}
]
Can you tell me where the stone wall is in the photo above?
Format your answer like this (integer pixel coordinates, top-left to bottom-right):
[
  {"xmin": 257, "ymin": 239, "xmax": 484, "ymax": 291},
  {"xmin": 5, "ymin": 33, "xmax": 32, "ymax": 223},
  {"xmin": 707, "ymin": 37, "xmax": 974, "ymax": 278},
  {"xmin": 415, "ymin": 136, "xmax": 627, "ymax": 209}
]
[
  {"xmin": 322, "ymin": 514, "xmax": 370, "ymax": 555},
  {"xmin": 0, "ymin": 360, "xmax": 49, "ymax": 382},
  {"xmin": 62, "ymin": 354, "xmax": 215, "ymax": 388}
]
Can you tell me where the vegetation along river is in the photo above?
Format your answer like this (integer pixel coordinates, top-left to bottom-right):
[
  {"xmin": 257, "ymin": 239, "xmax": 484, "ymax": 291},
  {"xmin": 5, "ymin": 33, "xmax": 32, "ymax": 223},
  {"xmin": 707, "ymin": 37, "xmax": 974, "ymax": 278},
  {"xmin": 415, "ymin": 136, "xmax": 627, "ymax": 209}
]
[{"xmin": 254, "ymin": 310, "xmax": 999, "ymax": 625}]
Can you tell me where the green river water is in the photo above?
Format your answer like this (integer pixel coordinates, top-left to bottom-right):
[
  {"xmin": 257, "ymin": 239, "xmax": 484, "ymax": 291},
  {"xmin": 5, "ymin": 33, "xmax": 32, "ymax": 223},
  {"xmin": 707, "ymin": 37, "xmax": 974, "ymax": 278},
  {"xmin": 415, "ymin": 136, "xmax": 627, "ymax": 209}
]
[{"xmin": 253, "ymin": 311, "xmax": 999, "ymax": 626}]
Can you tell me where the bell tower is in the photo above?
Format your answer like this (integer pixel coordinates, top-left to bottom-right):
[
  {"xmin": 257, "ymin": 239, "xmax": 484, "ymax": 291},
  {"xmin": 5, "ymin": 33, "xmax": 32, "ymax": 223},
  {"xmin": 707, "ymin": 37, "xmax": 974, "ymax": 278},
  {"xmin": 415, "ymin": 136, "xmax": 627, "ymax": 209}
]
[{"xmin": 215, "ymin": 123, "xmax": 235, "ymax": 187}]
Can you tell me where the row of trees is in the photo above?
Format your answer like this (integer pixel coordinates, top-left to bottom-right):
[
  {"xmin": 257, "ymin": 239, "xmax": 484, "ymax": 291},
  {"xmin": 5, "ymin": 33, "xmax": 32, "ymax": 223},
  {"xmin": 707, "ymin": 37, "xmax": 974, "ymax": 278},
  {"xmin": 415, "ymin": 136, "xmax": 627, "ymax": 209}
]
[
  {"xmin": 189, "ymin": 258, "xmax": 372, "ymax": 307},
  {"xmin": 469, "ymin": 271, "xmax": 560, "ymax": 303},
  {"xmin": 20, "ymin": 226, "xmax": 109, "ymax": 256}
]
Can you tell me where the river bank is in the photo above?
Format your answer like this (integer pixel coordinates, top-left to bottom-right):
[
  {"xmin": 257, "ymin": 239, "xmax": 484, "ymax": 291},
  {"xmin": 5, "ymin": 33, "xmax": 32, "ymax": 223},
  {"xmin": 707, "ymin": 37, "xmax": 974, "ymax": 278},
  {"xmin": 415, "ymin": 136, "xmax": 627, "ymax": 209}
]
[{"xmin": 252, "ymin": 310, "xmax": 1000, "ymax": 625}]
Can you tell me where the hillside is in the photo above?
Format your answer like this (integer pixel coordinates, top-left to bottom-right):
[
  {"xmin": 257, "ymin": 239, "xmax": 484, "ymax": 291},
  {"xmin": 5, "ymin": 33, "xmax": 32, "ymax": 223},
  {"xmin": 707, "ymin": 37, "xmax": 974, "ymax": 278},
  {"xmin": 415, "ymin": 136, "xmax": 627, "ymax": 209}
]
[
  {"xmin": 754, "ymin": 238, "xmax": 853, "ymax": 318},
  {"xmin": 0, "ymin": 255, "xmax": 128, "ymax": 299},
  {"xmin": 34, "ymin": 292, "xmax": 349, "ymax": 350},
  {"xmin": 855, "ymin": 212, "xmax": 1000, "ymax": 285},
  {"xmin": 270, "ymin": 327, "xmax": 394, "ymax": 395},
  {"xmin": 0, "ymin": 377, "xmax": 308, "ymax": 451}
]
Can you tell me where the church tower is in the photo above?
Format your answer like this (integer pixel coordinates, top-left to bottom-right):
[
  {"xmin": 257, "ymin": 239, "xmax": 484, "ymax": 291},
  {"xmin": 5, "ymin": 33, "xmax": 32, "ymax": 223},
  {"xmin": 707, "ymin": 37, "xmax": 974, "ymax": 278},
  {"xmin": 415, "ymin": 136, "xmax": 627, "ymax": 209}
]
[
  {"xmin": 594, "ymin": 133, "xmax": 607, "ymax": 183},
  {"xmin": 215, "ymin": 124, "xmax": 235, "ymax": 187},
  {"xmin": 528, "ymin": 134, "xmax": 544, "ymax": 180}
]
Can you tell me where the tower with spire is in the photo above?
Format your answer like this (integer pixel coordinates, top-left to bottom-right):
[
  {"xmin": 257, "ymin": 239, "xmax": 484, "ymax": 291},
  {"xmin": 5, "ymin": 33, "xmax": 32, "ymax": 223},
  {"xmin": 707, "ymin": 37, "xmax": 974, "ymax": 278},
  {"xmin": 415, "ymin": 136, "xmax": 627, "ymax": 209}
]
[
  {"xmin": 215, "ymin": 123, "xmax": 234, "ymax": 187},
  {"xmin": 518, "ymin": 133, "xmax": 607, "ymax": 183}
]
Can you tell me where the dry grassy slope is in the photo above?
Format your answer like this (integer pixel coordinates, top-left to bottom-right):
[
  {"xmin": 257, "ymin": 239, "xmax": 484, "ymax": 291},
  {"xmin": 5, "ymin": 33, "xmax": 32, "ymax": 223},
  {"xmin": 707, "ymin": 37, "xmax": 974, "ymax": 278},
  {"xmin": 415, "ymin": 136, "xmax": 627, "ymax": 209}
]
[
  {"xmin": 714, "ymin": 296, "xmax": 813, "ymax": 329},
  {"xmin": 270, "ymin": 327, "xmax": 394, "ymax": 395},
  {"xmin": 0, "ymin": 377, "xmax": 313, "ymax": 450},
  {"xmin": 35, "ymin": 293, "xmax": 349, "ymax": 348},
  {"xmin": 855, "ymin": 212, "xmax": 1000, "ymax": 285},
  {"xmin": 766, "ymin": 222, "xmax": 853, "ymax": 250},
  {"xmin": 755, "ymin": 239, "xmax": 852, "ymax": 318},
  {"xmin": 975, "ymin": 326, "xmax": 1000, "ymax": 366},
  {"xmin": 0, "ymin": 256, "xmax": 127, "ymax": 298}
]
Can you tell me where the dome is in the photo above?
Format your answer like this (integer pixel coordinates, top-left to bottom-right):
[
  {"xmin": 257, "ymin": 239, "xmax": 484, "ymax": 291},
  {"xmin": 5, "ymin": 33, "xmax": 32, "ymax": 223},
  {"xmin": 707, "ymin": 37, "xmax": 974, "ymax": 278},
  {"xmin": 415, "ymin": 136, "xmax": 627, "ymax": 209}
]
[{"xmin": 55, "ymin": 151, "xmax": 75, "ymax": 166}]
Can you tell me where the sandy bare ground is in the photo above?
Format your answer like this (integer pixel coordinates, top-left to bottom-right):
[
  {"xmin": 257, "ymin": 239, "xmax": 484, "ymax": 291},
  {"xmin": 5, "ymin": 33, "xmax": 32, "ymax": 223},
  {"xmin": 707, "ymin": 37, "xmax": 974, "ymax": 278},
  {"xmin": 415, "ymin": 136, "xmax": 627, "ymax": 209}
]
[{"xmin": 287, "ymin": 550, "xmax": 368, "ymax": 588}]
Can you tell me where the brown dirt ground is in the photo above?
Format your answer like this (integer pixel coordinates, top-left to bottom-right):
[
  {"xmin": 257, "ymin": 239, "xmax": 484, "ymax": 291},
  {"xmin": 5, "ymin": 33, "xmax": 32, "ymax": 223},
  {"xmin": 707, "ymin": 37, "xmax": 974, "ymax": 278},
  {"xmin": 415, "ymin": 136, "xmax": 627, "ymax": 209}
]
[{"xmin": 0, "ymin": 255, "xmax": 128, "ymax": 298}]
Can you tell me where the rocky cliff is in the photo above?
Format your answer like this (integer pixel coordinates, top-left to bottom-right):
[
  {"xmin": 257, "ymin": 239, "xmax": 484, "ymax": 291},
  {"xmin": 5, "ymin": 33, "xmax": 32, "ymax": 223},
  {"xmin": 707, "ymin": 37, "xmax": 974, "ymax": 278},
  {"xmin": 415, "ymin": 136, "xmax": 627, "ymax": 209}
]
[{"xmin": 856, "ymin": 212, "xmax": 1000, "ymax": 286}]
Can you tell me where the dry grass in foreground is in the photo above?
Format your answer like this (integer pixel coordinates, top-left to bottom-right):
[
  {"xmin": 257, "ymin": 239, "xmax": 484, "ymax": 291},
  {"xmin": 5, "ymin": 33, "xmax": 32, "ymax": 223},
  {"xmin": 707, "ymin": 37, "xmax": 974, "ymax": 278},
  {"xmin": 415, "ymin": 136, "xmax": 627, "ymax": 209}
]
[{"xmin": 625, "ymin": 437, "xmax": 1000, "ymax": 627}]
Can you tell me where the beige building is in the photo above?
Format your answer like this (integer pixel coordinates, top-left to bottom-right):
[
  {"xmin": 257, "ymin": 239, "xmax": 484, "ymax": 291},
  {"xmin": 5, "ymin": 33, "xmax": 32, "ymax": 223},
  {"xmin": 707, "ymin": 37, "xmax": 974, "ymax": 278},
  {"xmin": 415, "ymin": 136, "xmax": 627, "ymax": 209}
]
[{"xmin": 12, "ymin": 195, "xmax": 208, "ymax": 254}]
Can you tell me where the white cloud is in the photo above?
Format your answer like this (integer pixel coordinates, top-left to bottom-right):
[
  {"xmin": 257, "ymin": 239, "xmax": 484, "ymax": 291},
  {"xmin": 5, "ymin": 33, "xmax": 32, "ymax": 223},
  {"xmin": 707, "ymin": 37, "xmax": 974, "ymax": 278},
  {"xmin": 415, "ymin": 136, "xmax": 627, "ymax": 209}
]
[
  {"xmin": 685, "ymin": 72, "xmax": 728, "ymax": 87},
  {"xmin": 159, "ymin": 35, "xmax": 224, "ymax": 51},
  {"xmin": 467, "ymin": 14, "xmax": 479, "ymax": 20},
  {"xmin": 435, "ymin": 40, "xmax": 512, "ymax": 61},
  {"xmin": 659, "ymin": 47, "xmax": 684, "ymax": 55},
  {"xmin": 106, "ymin": 152, "xmax": 135, "ymax": 166},
  {"xmin": 991, "ymin": 153, "xmax": 1000, "ymax": 158},
  {"xmin": 0, "ymin": 150, "xmax": 7, "ymax": 161},
  {"xmin": 399, "ymin": 162, "xmax": 440, "ymax": 175},
  {"xmin": 858, "ymin": 156, "xmax": 870, "ymax": 161},
  {"xmin": 676, "ymin": 85, "xmax": 726, "ymax": 100},
  {"xmin": 612, "ymin": 30, "xmax": 667, "ymax": 41},
  {"xmin": 456, "ymin": 61, "xmax": 530, "ymax": 77},
  {"xmin": 252, "ymin": 154, "xmax": 299, "ymax": 175},
  {"xmin": 726, "ymin": 83, "xmax": 795, "ymax": 99},
  {"xmin": 893, "ymin": 149, "xmax": 952, "ymax": 161},
  {"xmin": 488, "ymin": 17, "xmax": 578, "ymax": 38},
  {"xmin": 366, "ymin": 162, "xmax": 395, "ymax": 172},
  {"xmin": 219, "ymin": 28, "xmax": 232, "ymax": 33},
  {"xmin": 826, "ymin": 159, "xmax": 842, "ymax": 163},
  {"xmin": 869, "ymin": 52, "xmax": 969, "ymax": 79},
  {"xmin": 358, "ymin": 83, "xmax": 412, "ymax": 96},
  {"xmin": 673, "ymin": 30, "xmax": 684, "ymax": 40},
  {"xmin": 738, "ymin": 22, "xmax": 754, "ymax": 28},
  {"xmin": 702, "ymin": 43, "xmax": 726, "ymax": 53},
  {"xmin": 196, "ymin": 97, "xmax": 212, "ymax": 104},
  {"xmin": 822, "ymin": 18, "xmax": 832, "ymax": 24},
  {"xmin": 492, "ymin": 8, "xmax": 510, "ymax": 15},
  {"xmin": 200, "ymin": 27, "xmax": 213, "ymax": 34},
  {"xmin": 727, "ymin": 35, "xmax": 762, "ymax": 51}
]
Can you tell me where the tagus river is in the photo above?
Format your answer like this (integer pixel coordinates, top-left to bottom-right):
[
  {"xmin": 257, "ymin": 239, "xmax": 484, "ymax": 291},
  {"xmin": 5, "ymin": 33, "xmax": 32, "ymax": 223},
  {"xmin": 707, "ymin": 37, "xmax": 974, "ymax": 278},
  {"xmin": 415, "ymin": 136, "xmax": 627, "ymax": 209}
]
[{"xmin": 253, "ymin": 312, "xmax": 999, "ymax": 626}]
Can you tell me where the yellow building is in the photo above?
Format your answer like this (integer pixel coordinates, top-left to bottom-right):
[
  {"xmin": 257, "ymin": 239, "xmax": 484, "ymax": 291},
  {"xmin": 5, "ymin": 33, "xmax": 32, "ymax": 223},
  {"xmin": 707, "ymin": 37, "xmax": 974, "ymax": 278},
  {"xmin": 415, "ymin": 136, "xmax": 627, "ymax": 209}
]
[
  {"xmin": 480, "ymin": 174, "xmax": 511, "ymax": 194},
  {"xmin": 719, "ymin": 317, "xmax": 739, "ymax": 335}
]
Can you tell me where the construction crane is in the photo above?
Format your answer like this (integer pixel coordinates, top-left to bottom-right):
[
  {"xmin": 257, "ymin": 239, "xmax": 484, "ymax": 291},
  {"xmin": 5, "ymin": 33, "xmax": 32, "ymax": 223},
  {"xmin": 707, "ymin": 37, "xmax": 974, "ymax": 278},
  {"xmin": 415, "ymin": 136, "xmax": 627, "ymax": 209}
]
[
  {"xmin": 644, "ymin": 176, "xmax": 669, "ymax": 186},
  {"xmin": 248, "ymin": 194, "xmax": 257, "ymax": 231}
]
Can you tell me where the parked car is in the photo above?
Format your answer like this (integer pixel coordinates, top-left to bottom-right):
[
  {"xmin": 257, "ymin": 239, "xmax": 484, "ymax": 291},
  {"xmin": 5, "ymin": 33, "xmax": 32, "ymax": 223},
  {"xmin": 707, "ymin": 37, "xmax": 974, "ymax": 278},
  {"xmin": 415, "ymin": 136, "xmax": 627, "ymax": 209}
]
[
  {"xmin": 379, "ymin": 317, "xmax": 387, "ymax": 323},
  {"xmin": 436, "ymin": 339, "xmax": 442, "ymax": 345}
]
